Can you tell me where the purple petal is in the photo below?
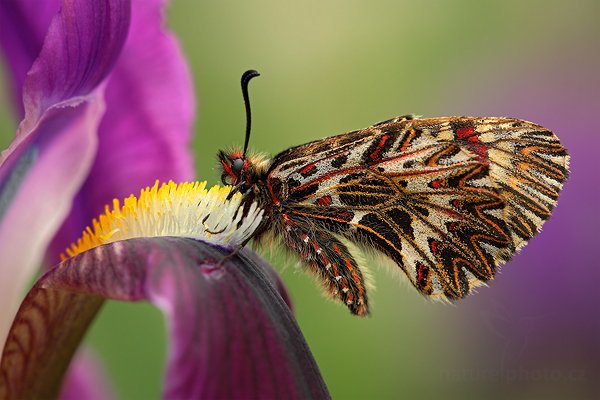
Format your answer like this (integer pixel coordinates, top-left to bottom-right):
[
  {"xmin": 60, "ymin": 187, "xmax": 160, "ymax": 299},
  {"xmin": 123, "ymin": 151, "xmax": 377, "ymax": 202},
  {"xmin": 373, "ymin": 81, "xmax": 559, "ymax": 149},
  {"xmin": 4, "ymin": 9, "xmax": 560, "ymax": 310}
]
[
  {"xmin": 0, "ymin": 0, "xmax": 130, "ymax": 347},
  {"xmin": 0, "ymin": 99, "xmax": 105, "ymax": 352},
  {"xmin": 0, "ymin": 0, "xmax": 59, "ymax": 117},
  {"xmin": 0, "ymin": 239, "xmax": 328, "ymax": 399},
  {"xmin": 19, "ymin": 0, "xmax": 130, "ymax": 133},
  {"xmin": 48, "ymin": 0, "xmax": 196, "ymax": 264}
]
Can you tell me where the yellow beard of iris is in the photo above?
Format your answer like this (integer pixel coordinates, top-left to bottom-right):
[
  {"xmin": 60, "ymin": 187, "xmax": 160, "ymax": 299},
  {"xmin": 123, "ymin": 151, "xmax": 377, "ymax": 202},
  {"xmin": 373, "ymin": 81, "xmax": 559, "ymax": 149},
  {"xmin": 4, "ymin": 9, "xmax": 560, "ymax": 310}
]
[{"xmin": 62, "ymin": 181, "xmax": 263, "ymax": 260}]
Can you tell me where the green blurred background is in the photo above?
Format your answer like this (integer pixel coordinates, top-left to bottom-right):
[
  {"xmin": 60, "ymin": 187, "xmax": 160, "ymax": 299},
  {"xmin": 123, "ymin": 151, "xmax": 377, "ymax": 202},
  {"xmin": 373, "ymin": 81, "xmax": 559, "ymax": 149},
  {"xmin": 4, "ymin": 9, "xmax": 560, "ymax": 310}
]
[{"xmin": 1, "ymin": 0, "xmax": 598, "ymax": 399}]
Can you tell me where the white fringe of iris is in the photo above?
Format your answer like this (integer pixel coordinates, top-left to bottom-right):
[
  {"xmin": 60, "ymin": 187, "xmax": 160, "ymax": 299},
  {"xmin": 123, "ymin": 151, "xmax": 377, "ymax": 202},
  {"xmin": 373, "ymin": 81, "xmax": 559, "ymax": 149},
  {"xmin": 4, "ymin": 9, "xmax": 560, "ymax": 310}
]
[{"xmin": 62, "ymin": 180, "xmax": 263, "ymax": 259}]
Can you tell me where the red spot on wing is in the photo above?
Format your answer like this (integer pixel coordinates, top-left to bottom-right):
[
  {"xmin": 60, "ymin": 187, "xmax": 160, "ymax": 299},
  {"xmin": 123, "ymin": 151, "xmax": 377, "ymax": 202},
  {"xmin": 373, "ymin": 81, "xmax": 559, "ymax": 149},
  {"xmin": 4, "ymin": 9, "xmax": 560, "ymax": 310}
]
[
  {"xmin": 431, "ymin": 179, "xmax": 444, "ymax": 188},
  {"xmin": 430, "ymin": 240, "xmax": 440, "ymax": 256},
  {"xmin": 416, "ymin": 262, "xmax": 433, "ymax": 294},
  {"xmin": 417, "ymin": 262, "xmax": 426, "ymax": 283},
  {"xmin": 456, "ymin": 127, "xmax": 489, "ymax": 162},
  {"xmin": 468, "ymin": 142, "xmax": 489, "ymax": 161},
  {"xmin": 370, "ymin": 135, "xmax": 390, "ymax": 161},
  {"xmin": 456, "ymin": 127, "xmax": 475, "ymax": 139},
  {"xmin": 300, "ymin": 163, "xmax": 317, "ymax": 175},
  {"xmin": 316, "ymin": 195, "xmax": 332, "ymax": 206}
]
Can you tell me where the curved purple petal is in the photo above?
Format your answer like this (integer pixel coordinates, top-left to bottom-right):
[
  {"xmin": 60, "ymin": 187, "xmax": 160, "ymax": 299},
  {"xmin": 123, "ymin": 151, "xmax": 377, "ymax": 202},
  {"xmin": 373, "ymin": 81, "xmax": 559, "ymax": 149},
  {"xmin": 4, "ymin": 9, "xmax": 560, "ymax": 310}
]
[
  {"xmin": 0, "ymin": 0, "xmax": 130, "ymax": 348},
  {"xmin": 48, "ymin": 0, "xmax": 196, "ymax": 264},
  {"xmin": 0, "ymin": 0, "xmax": 59, "ymax": 117},
  {"xmin": 0, "ymin": 239, "xmax": 328, "ymax": 399}
]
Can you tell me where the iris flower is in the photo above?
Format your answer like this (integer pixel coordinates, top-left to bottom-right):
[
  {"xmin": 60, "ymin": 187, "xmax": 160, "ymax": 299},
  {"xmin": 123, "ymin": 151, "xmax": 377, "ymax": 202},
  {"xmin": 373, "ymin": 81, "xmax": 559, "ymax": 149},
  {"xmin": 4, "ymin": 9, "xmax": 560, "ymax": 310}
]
[{"xmin": 0, "ymin": 0, "xmax": 328, "ymax": 398}]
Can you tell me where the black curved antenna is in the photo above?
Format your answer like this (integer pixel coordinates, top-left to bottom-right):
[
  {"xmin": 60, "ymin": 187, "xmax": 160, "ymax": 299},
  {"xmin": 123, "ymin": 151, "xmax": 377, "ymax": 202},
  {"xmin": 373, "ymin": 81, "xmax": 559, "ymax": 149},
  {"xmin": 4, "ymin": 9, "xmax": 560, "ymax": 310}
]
[{"xmin": 241, "ymin": 69, "xmax": 260, "ymax": 158}]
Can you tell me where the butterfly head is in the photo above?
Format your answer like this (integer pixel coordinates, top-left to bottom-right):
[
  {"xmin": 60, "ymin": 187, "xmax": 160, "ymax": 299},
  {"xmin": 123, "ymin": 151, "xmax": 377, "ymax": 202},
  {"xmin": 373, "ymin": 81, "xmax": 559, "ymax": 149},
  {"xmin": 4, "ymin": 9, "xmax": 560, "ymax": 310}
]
[
  {"xmin": 218, "ymin": 148, "xmax": 269, "ymax": 191},
  {"xmin": 219, "ymin": 148, "xmax": 247, "ymax": 187},
  {"xmin": 219, "ymin": 148, "xmax": 270, "ymax": 196}
]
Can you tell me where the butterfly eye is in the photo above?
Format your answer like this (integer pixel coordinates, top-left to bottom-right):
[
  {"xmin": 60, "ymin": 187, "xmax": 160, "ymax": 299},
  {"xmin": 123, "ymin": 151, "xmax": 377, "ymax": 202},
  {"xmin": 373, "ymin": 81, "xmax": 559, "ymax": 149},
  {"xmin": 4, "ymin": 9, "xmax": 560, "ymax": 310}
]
[{"xmin": 232, "ymin": 158, "xmax": 245, "ymax": 175}]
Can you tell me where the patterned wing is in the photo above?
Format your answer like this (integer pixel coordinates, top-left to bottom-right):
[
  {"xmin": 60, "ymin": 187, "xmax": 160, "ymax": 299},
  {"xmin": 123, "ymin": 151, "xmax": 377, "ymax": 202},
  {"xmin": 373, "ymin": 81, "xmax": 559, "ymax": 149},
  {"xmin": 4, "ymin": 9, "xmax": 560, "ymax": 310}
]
[{"xmin": 267, "ymin": 116, "xmax": 569, "ymax": 300}]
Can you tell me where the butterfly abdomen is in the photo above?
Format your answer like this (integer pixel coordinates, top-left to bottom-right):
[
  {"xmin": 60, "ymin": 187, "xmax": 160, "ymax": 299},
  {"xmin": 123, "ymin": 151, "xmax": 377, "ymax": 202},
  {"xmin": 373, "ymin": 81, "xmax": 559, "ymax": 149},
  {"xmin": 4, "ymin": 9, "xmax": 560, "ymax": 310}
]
[{"xmin": 274, "ymin": 210, "xmax": 370, "ymax": 315}]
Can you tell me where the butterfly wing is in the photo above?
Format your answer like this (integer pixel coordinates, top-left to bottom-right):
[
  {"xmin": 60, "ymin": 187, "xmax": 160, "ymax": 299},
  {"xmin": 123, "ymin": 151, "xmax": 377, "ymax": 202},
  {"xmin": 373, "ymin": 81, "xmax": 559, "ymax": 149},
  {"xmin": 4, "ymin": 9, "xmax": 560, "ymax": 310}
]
[{"xmin": 266, "ymin": 116, "xmax": 569, "ymax": 300}]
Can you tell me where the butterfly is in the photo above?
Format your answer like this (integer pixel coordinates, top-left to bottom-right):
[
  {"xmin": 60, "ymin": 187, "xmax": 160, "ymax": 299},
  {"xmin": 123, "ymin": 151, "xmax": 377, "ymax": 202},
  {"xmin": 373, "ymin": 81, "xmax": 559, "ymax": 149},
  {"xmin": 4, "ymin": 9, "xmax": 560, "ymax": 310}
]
[{"xmin": 218, "ymin": 70, "xmax": 569, "ymax": 316}]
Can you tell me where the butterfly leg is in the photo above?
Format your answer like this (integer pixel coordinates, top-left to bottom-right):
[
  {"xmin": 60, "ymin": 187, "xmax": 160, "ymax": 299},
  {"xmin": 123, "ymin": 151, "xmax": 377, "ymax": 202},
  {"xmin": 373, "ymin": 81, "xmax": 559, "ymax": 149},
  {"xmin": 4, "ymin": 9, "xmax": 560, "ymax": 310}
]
[{"xmin": 279, "ymin": 213, "xmax": 370, "ymax": 316}]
